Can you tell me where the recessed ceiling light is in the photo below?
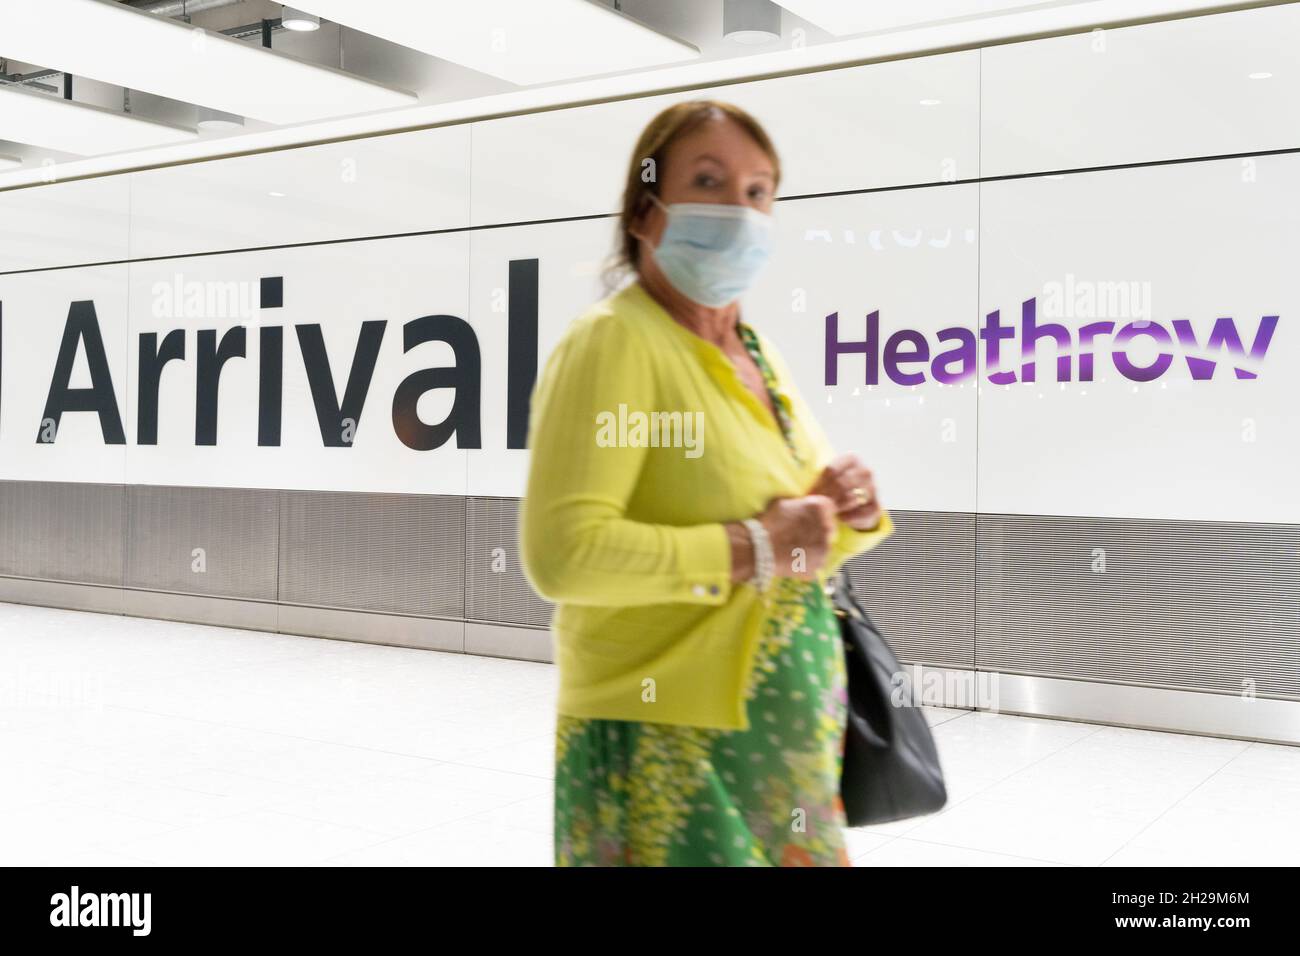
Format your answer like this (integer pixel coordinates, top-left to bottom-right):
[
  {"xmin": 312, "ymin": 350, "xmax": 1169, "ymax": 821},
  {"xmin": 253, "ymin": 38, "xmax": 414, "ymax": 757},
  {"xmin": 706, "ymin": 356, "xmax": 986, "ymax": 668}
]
[
  {"xmin": 268, "ymin": 191, "xmax": 286, "ymax": 198},
  {"xmin": 919, "ymin": 98, "xmax": 942, "ymax": 106},
  {"xmin": 1248, "ymin": 71, "xmax": 1273, "ymax": 80},
  {"xmin": 723, "ymin": 0, "xmax": 781, "ymax": 44},
  {"xmin": 727, "ymin": 30, "xmax": 780, "ymax": 44},
  {"xmin": 281, "ymin": 6, "xmax": 321, "ymax": 32},
  {"xmin": 0, "ymin": 154, "xmax": 23, "ymax": 170},
  {"xmin": 196, "ymin": 106, "xmax": 244, "ymax": 131}
]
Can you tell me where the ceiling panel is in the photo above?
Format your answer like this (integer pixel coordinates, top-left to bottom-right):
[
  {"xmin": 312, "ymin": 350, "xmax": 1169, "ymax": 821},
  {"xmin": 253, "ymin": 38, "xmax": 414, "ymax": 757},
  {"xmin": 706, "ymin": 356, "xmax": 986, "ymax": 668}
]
[
  {"xmin": 287, "ymin": 0, "xmax": 699, "ymax": 85},
  {"xmin": 0, "ymin": 83, "xmax": 198, "ymax": 154},
  {"xmin": 0, "ymin": 0, "xmax": 419, "ymax": 125},
  {"xmin": 775, "ymin": 0, "xmax": 1065, "ymax": 35}
]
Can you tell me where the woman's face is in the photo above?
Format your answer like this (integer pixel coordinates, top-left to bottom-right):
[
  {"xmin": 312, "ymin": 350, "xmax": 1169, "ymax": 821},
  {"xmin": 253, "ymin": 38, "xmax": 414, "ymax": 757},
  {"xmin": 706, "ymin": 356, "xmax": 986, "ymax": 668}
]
[{"xmin": 633, "ymin": 114, "xmax": 777, "ymax": 256}]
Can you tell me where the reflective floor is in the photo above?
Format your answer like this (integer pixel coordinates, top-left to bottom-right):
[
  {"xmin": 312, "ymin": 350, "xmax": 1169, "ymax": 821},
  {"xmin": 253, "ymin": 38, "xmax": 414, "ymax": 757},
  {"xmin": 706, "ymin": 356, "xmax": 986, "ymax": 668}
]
[{"xmin": 2, "ymin": 601, "xmax": 1297, "ymax": 866}]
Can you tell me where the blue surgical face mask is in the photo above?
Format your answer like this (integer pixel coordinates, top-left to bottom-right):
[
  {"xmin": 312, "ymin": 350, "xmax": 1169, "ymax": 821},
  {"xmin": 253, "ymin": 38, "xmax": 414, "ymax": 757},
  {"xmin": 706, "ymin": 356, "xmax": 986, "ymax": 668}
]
[{"xmin": 642, "ymin": 192, "xmax": 774, "ymax": 308}]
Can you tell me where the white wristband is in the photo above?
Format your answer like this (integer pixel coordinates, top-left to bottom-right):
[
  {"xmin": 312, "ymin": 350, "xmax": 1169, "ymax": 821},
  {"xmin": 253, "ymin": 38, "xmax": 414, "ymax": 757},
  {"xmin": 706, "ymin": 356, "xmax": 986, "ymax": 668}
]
[{"xmin": 742, "ymin": 518, "xmax": 774, "ymax": 593}]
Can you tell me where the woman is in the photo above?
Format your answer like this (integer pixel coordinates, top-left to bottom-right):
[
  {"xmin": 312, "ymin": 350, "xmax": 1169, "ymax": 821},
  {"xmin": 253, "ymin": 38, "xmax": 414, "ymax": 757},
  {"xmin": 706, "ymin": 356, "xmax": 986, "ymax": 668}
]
[{"xmin": 520, "ymin": 99, "xmax": 895, "ymax": 866}]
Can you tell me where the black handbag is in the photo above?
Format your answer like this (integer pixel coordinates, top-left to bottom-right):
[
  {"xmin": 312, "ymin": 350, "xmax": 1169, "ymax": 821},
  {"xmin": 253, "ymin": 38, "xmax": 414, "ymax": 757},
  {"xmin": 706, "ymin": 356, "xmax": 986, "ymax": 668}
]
[{"xmin": 829, "ymin": 571, "xmax": 948, "ymax": 826}]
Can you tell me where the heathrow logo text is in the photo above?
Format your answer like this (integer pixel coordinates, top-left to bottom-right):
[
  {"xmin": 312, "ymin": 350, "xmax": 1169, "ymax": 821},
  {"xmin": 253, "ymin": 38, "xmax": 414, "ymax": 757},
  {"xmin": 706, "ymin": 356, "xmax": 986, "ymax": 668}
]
[{"xmin": 825, "ymin": 297, "xmax": 1278, "ymax": 385}]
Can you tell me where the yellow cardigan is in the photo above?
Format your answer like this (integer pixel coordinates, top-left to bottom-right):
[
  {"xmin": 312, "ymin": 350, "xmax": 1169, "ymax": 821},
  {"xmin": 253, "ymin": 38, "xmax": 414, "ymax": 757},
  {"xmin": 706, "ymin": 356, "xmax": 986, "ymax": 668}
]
[{"xmin": 519, "ymin": 279, "xmax": 895, "ymax": 731}]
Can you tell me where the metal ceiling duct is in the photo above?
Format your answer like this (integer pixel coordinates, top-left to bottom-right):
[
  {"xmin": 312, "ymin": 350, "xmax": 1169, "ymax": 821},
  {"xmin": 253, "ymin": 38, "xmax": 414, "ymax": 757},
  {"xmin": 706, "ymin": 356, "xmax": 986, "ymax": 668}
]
[{"xmin": 127, "ymin": 0, "xmax": 248, "ymax": 16}]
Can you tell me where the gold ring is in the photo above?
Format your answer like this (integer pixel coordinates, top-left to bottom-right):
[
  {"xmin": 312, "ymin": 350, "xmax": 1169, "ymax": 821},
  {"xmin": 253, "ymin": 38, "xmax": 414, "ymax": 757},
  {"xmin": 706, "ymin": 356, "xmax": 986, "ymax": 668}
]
[{"xmin": 852, "ymin": 486, "xmax": 869, "ymax": 505}]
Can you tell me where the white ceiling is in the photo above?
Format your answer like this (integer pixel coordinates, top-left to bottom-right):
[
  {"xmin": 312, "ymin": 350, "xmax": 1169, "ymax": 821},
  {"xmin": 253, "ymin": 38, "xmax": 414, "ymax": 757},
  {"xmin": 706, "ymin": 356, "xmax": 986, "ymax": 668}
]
[
  {"xmin": 0, "ymin": 80, "xmax": 197, "ymax": 153},
  {"xmin": 285, "ymin": 1, "xmax": 702, "ymax": 85},
  {"xmin": 0, "ymin": 0, "xmax": 1279, "ymax": 182},
  {"xmin": 774, "ymin": 0, "xmax": 1066, "ymax": 36},
  {"xmin": 0, "ymin": 0, "xmax": 418, "ymax": 131}
]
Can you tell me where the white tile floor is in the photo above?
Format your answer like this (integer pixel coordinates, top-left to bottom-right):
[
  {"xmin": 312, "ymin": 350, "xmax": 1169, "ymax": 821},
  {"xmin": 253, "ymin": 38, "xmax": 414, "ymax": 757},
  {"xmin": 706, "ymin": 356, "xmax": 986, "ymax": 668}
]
[{"xmin": 2, "ymin": 601, "xmax": 1297, "ymax": 866}]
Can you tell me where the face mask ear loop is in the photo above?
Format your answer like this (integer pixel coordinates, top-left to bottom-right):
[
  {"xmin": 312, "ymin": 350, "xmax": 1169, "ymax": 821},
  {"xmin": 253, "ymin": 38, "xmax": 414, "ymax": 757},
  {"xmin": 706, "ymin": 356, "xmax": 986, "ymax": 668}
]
[
  {"xmin": 631, "ymin": 190, "xmax": 668, "ymax": 250},
  {"xmin": 645, "ymin": 190, "xmax": 669, "ymax": 218}
]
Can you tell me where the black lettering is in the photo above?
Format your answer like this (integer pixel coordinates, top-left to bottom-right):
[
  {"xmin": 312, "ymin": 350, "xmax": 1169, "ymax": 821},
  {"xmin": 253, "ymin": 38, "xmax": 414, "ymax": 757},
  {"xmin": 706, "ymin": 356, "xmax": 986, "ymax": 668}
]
[
  {"xmin": 393, "ymin": 314, "xmax": 481, "ymax": 451},
  {"xmin": 136, "ymin": 328, "xmax": 186, "ymax": 445},
  {"xmin": 38, "ymin": 300, "xmax": 126, "ymax": 444},
  {"xmin": 507, "ymin": 258, "xmax": 539, "ymax": 449},
  {"xmin": 196, "ymin": 326, "xmax": 247, "ymax": 446},
  {"xmin": 296, "ymin": 320, "xmax": 385, "ymax": 447}
]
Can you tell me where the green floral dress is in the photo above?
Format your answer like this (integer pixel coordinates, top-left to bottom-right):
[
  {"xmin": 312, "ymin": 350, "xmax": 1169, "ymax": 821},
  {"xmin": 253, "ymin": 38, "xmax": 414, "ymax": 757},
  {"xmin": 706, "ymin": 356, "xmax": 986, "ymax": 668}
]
[{"xmin": 552, "ymin": 320, "xmax": 852, "ymax": 867}]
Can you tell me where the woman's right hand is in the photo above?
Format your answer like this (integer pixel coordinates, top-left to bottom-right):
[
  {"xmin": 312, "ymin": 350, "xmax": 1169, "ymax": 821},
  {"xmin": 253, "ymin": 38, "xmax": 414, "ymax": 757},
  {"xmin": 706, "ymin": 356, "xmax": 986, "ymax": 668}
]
[{"xmin": 759, "ymin": 495, "xmax": 838, "ymax": 579}]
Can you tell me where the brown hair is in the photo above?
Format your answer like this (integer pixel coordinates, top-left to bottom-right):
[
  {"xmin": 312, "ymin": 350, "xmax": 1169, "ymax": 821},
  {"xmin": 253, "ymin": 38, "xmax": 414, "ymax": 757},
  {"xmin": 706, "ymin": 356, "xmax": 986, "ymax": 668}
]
[{"xmin": 600, "ymin": 99, "xmax": 782, "ymax": 294}]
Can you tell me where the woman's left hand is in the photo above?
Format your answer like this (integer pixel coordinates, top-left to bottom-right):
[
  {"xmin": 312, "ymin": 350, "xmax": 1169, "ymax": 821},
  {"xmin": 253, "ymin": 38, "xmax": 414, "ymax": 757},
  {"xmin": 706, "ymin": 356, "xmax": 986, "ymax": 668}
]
[{"xmin": 808, "ymin": 453, "xmax": 883, "ymax": 531}]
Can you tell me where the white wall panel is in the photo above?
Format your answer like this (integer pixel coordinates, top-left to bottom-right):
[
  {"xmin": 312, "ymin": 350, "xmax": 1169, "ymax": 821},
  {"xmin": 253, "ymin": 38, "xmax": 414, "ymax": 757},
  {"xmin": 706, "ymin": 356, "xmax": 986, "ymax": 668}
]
[
  {"xmin": 978, "ymin": 154, "xmax": 1299, "ymax": 522},
  {"xmin": 752, "ymin": 184, "xmax": 981, "ymax": 513},
  {"xmin": 0, "ymin": 264, "xmax": 130, "ymax": 484},
  {"xmin": 122, "ymin": 234, "xmax": 471, "ymax": 495},
  {"xmin": 0, "ymin": 177, "xmax": 131, "ymax": 272},
  {"xmin": 468, "ymin": 92, "xmax": 676, "ymax": 227},
  {"xmin": 0, "ymin": 3, "xmax": 1294, "ymax": 527},
  {"xmin": 468, "ymin": 50, "xmax": 979, "ymax": 226},
  {"xmin": 982, "ymin": 3, "xmax": 1300, "ymax": 177},
  {"xmin": 718, "ymin": 50, "xmax": 980, "ymax": 196},
  {"xmin": 465, "ymin": 219, "xmax": 613, "ymax": 498},
  {"xmin": 128, "ymin": 126, "xmax": 471, "ymax": 259},
  {"xmin": 460, "ymin": 184, "xmax": 981, "ymax": 507}
]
